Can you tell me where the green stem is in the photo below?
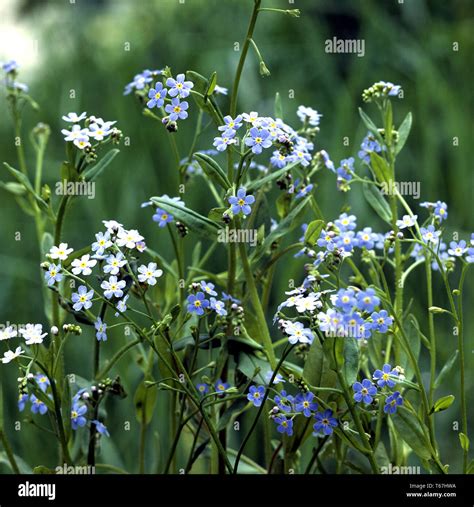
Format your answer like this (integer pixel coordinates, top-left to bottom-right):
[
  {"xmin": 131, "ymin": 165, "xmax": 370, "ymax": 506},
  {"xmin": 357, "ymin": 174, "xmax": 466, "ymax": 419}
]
[
  {"xmin": 0, "ymin": 429, "xmax": 20, "ymax": 473},
  {"xmin": 237, "ymin": 219, "xmax": 276, "ymax": 369},
  {"xmin": 426, "ymin": 252, "xmax": 437, "ymax": 450},
  {"xmin": 229, "ymin": 0, "xmax": 262, "ymax": 117},
  {"xmin": 457, "ymin": 264, "xmax": 468, "ymax": 472}
]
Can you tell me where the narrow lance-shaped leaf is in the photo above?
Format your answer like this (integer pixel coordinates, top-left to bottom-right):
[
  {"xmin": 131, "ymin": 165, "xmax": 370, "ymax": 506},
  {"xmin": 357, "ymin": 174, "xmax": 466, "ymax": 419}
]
[
  {"xmin": 83, "ymin": 148, "xmax": 120, "ymax": 182},
  {"xmin": 362, "ymin": 183, "xmax": 392, "ymax": 224},
  {"xmin": 194, "ymin": 152, "xmax": 231, "ymax": 190},
  {"xmin": 395, "ymin": 112, "xmax": 412, "ymax": 154}
]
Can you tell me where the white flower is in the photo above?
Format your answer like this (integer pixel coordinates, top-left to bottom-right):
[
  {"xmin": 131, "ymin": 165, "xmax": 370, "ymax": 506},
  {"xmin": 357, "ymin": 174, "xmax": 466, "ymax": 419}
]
[
  {"xmin": 91, "ymin": 231, "xmax": 112, "ymax": 256},
  {"xmin": 102, "ymin": 219, "xmax": 124, "ymax": 235},
  {"xmin": 104, "ymin": 253, "xmax": 127, "ymax": 275},
  {"xmin": 71, "ymin": 285, "xmax": 94, "ymax": 312},
  {"xmin": 101, "ymin": 276, "xmax": 126, "ymax": 299},
  {"xmin": 297, "ymin": 105, "xmax": 322, "ymax": 127},
  {"xmin": 137, "ymin": 262, "xmax": 163, "ymax": 285},
  {"xmin": 0, "ymin": 326, "xmax": 17, "ymax": 341},
  {"xmin": 116, "ymin": 228, "xmax": 144, "ymax": 249},
  {"xmin": 2, "ymin": 346, "xmax": 24, "ymax": 364},
  {"xmin": 295, "ymin": 294, "xmax": 321, "ymax": 313},
  {"xmin": 88, "ymin": 122, "xmax": 113, "ymax": 141},
  {"xmin": 62, "ymin": 112, "xmax": 87, "ymax": 123},
  {"xmin": 61, "ymin": 124, "xmax": 89, "ymax": 141},
  {"xmin": 49, "ymin": 243, "xmax": 73, "ymax": 261},
  {"xmin": 73, "ymin": 135, "xmax": 91, "ymax": 150},
  {"xmin": 19, "ymin": 324, "xmax": 47, "ymax": 345},
  {"xmin": 88, "ymin": 116, "xmax": 116, "ymax": 127},
  {"xmin": 396, "ymin": 214, "xmax": 417, "ymax": 230},
  {"xmin": 71, "ymin": 254, "xmax": 97, "ymax": 276}
]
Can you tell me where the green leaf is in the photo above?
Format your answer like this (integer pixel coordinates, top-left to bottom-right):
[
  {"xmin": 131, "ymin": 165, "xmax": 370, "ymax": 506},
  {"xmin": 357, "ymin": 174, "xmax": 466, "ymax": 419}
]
[
  {"xmin": 396, "ymin": 112, "xmax": 412, "ymax": 154},
  {"xmin": 186, "ymin": 70, "xmax": 223, "ymax": 126},
  {"xmin": 459, "ymin": 432, "xmax": 470, "ymax": 452},
  {"xmin": 134, "ymin": 379, "xmax": 158, "ymax": 425},
  {"xmin": 304, "ymin": 219, "xmax": 324, "ymax": 245},
  {"xmin": 343, "ymin": 337, "xmax": 360, "ymax": 385},
  {"xmin": 0, "ymin": 452, "xmax": 33, "ymax": 474},
  {"xmin": 434, "ymin": 350, "xmax": 459, "ymax": 389},
  {"xmin": 400, "ymin": 314, "xmax": 421, "ymax": 381},
  {"xmin": 274, "ymin": 92, "xmax": 283, "ymax": 119},
  {"xmin": 362, "ymin": 183, "xmax": 392, "ymax": 224},
  {"xmin": 302, "ymin": 338, "xmax": 336, "ymax": 400},
  {"xmin": 33, "ymin": 466, "xmax": 56, "ymax": 474},
  {"xmin": 429, "ymin": 395, "xmax": 455, "ymax": 414},
  {"xmin": 0, "ymin": 181, "xmax": 27, "ymax": 196},
  {"xmin": 391, "ymin": 407, "xmax": 432, "ymax": 460},
  {"xmin": 236, "ymin": 352, "xmax": 271, "ymax": 385},
  {"xmin": 369, "ymin": 152, "xmax": 392, "ymax": 184},
  {"xmin": 194, "ymin": 153, "xmax": 231, "ymax": 190},
  {"xmin": 217, "ymin": 398, "xmax": 248, "ymax": 431},
  {"xmin": 83, "ymin": 148, "xmax": 120, "ymax": 182},
  {"xmin": 252, "ymin": 196, "xmax": 310, "ymax": 262},
  {"xmin": 3, "ymin": 162, "xmax": 49, "ymax": 213},
  {"xmin": 467, "ymin": 459, "xmax": 474, "ymax": 474},
  {"xmin": 150, "ymin": 196, "xmax": 221, "ymax": 240},
  {"xmin": 358, "ymin": 108, "xmax": 382, "ymax": 141},
  {"xmin": 204, "ymin": 71, "xmax": 217, "ymax": 100}
]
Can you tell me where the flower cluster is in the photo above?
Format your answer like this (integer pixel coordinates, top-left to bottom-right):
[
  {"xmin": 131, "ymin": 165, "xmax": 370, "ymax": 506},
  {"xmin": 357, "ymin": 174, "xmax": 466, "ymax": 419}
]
[
  {"xmin": 352, "ymin": 363, "xmax": 404, "ymax": 414},
  {"xmin": 2, "ymin": 59, "xmax": 29, "ymax": 93},
  {"xmin": 61, "ymin": 113, "xmax": 120, "ymax": 153},
  {"xmin": 196, "ymin": 378, "xmax": 232, "ymax": 397},
  {"xmin": 362, "ymin": 81, "xmax": 402, "ymax": 102},
  {"xmin": 0, "ymin": 324, "xmax": 50, "ymax": 365},
  {"xmin": 186, "ymin": 281, "xmax": 240, "ymax": 318}
]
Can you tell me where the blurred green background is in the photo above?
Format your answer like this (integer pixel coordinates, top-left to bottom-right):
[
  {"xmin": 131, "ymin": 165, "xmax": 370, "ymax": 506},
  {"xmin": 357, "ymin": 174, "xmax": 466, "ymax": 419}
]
[{"xmin": 0, "ymin": 0, "xmax": 472, "ymax": 473}]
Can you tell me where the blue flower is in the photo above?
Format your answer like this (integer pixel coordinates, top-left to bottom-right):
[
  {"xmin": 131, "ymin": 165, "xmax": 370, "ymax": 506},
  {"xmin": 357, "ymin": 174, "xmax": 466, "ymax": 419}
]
[
  {"xmin": 285, "ymin": 321, "xmax": 313, "ymax": 345},
  {"xmin": 71, "ymin": 403, "xmax": 88, "ymax": 430},
  {"xmin": 35, "ymin": 374, "xmax": 50, "ymax": 392},
  {"xmin": 434, "ymin": 201, "xmax": 448, "ymax": 222},
  {"xmin": 295, "ymin": 183, "xmax": 313, "ymax": 199},
  {"xmin": 228, "ymin": 188, "xmax": 255, "ymax": 216},
  {"xmin": 333, "ymin": 289, "xmax": 357, "ymax": 313},
  {"xmin": 297, "ymin": 105, "xmax": 322, "ymax": 126},
  {"xmin": 30, "ymin": 395, "xmax": 48, "ymax": 415},
  {"xmin": 336, "ymin": 157, "xmax": 355, "ymax": 181},
  {"xmin": 2, "ymin": 60, "xmax": 19, "ymax": 73},
  {"xmin": 45, "ymin": 263, "xmax": 63, "ymax": 286},
  {"xmin": 295, "ymin": 392, "xmax": 318, "ymax": 417},
  {"xmin": 222, "ymin": 292, "xmax": 241, "ymax": 304},
  {"xmin": 210, "ymin": 297, "xmax": 227, "ymax": 316},
  {"xmin": 92, "ymin": 420, "xmax": 110, "ymax": 437},
  {"xmin": 335, "ymin": 213, "xmax": 357, "ymax": 231},
  {"xmin": 95, "ymin": 317, "xmax": 107, "ymax": 342},
  {"xmin": 448, "ymin": 240, "xmax": 467, "ymax": 257},
  {"xmin": 147, "ymin": 82, "xmax": 167, "ymax": 109},
  {"xmin": 123, "ymin": 69, "xmax": 160, "ymax": 95},
  {"xmin": 71, "ymin": 285, "xmax": 94, "ymax": 312},
  {"xmin": 274, "ymin": 415, "xmax": 293, "ymax": 436},
  {"xmin": 356, "ymin": 227, "xmax": 375, "ymax": 249},
  {"xmin": 420, "ymin": 225, "xmax": 441, "ymax": 244},
  {"xmin": 317, "ymin": 230, "xmax": 336, "ymax": 252},
  {"xmin": 245, "ymin": 127, "xmax": 272, "ymax": 154},
  {"xmin": 215, "ymin": 379, "xmax": 230, "ymax": 395},
  {"xmin": 213, "ymin": 129, "xmax": 237, "ymax": 152},
  {"xmin": 187, "ymin": 292, "xmax": 209, "ymax": 316},
  {"xmin": 165, "ymin": 98, "xmax": 189, "ymax": 121},
  {"xmin": 166, "ymin": 73, "xmax": 194, "ymax": 98},
  {"xmin": 200, "ymin": 281, "xmax": 217, "ymax": 296},
  {"xmin": 353, "ymin": 379, "xmax": 377, "ymax": 404},
  {"xmin": 18, "ymin": 393, "xmax": 28, "ymax": 412},
  {"xmin": 373, "ymin": 363, "xmax": 398, "ymax": 388},
  {"xmin": 270, "ymin": 150, "xmax": 289, "ymax": 168},
  {"xmin": 265, "ymin": 370, "xmax": 285, "ymax": 385},
  {"xmin": 247, "ymin": 385, "xmax": 266, "ymax": 407},
  {"xmin": 319, "ymin": 149, "xmax": 335, "ymax": 172},
  {"xmin": 218, "ymin": 115, "xmax": 243, "ymax": 132},
  {"xmin": 356, "ymin": 288, "xmax": 380, "ymax": 313},
  {"xmin": 196, "ymin": 383, "xmax": 209, "ymax": 396},
  {"xmin": 358, "ymin": 133, "xmax": 383, "ymax": 164},
  {"xmin": 274, "ymin": 390, "xmax": 294, "ymax": 413},
  {"xmin": 384, "ymin": 391, "xmax": 403, "ymax": 414},
  {"xmin": 370, "ymin": 310, "xmax": 393, "ymax": 333},
  {"xmin": 335, "ymin": 231, "xmax": 356, "ymax": 252},
  {"xmin": 153, "ymin": 208, "xmax": 174, "ymax": 227},
  {"xmin": 313, "ymin": 409, "xmax": 338, "ymax": 436}
]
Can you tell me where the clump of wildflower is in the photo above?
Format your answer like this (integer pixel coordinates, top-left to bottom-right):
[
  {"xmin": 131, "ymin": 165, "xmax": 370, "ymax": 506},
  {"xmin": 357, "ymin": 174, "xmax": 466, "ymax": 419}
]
[{"xmin": 362, "ymin": 81, "xmax": 402, "ymax": 102}]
